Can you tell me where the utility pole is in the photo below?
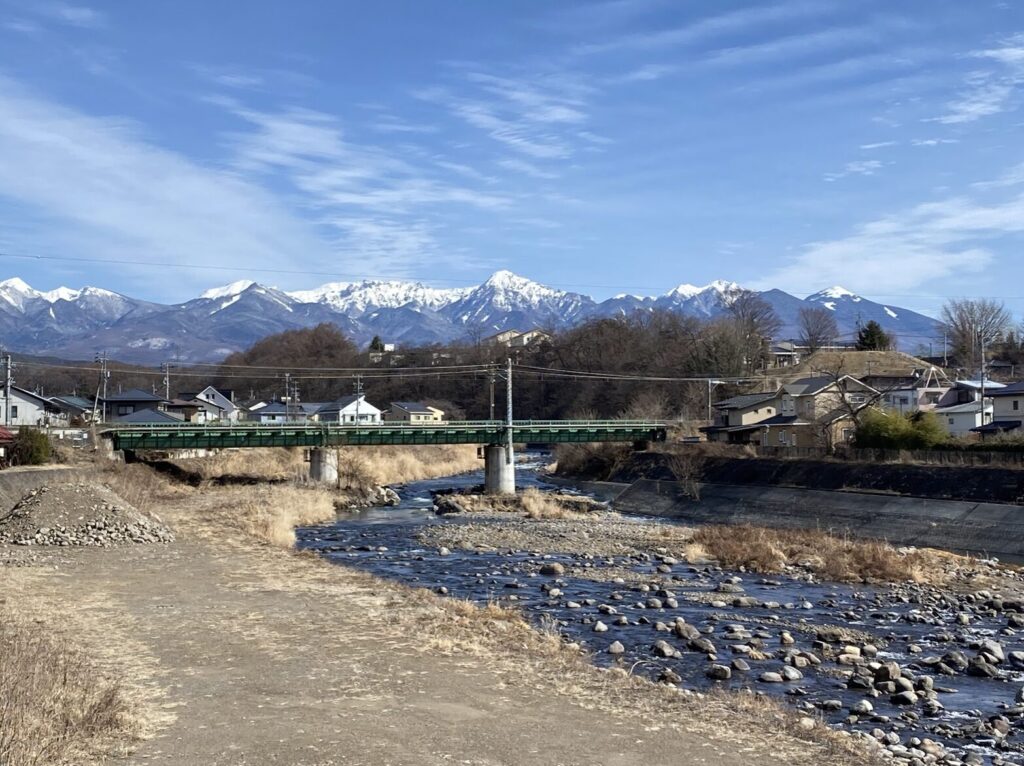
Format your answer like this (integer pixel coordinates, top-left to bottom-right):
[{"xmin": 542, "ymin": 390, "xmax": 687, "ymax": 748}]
[
  {"xmin": 283, "ymin": 373, "xmax": 292, "ymax": 421},
  {"xmin": 3, "ymin": 353, "xmax": 12, "ymax": 427},
  {"xmin": 980, "ymin": 331, "xmax": 988, "ymax": 425},
  {"xmin": 353, "ymin": 374, "xmax": 363, "ymax": 425},
  {"xmin": 161, "ymin": 362, "xmax": 170, "ymax": 401},
  {"xmin": 943, "ymin": 331, "xmax": 949, "ymax": 368},
  {"xmin": 505, "ymin": 357, "xmax": 513, "ymax": 465},
  {"xmin": 706, "ymin": 378, "xmax": 712, "ymax": 422},
  {"xmin": 488, "ymin": 366, "xmax": 496, "ymax": 420},
  {"xmin": 94, "ymin": 352, "xmax": 109, "ymax": 423}
]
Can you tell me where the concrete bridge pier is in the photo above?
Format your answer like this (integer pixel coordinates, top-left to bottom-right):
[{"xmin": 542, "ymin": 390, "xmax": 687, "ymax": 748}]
[
  {"xmin": 309, "ymin": 447, "xmax": 338, "ymax": 485},
  {"xmin": 483, "ymin": 444, "xmax": 515, "ymax": 495}
]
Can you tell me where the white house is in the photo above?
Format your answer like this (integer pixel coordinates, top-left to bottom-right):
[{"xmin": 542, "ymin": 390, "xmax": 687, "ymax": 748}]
[
  {"xmin": 186, "ymin": 386, "xmax": 240, "ymax": 422},
  {"xmin": 934, "ymin": 400, "xmax": 993, "ymax": 437},
  {"xmin": 0, "ymin": 386, "xmax": 65, "ymax": 427},
  {"xmin": 316, "ymin": 395, "xmax": 381, "ymax": 424}
]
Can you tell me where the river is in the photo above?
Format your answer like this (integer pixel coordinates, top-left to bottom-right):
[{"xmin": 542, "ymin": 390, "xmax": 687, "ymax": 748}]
[{"xmin": 297, "ymin": 456, "xmax": 1024, "ymax": 765}]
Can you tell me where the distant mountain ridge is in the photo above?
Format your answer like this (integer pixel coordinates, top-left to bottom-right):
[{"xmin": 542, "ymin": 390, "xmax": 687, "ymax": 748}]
[{"xmin": 0, "ymin": 271, "xmax": 941, "ymax": 364}]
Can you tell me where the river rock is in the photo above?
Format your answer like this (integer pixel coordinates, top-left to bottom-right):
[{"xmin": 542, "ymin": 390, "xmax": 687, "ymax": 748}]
[
  {"xmin": 593, "ymin": 621, "xmax": 609, "ymax": 633},
  {"xmin": 607, "ymin": 641, "xmax": 625, "ymax": 655},
  {"xmin": 707, "ymin": 664, "xmax": 731, "ymax": 680},
  {"xmin": 759, "ymin": 671, "xmax": 784, "ymax": 683},
  {"xmin": 652, "ymin": 640, "xmax": 678, "ymax": 658},
  {"xmin": 851, "ymin": 700, "xmax": 874, "ymax": 715},
  {"xmin": 539, "ymin": 562, "xmax": 565, "ymax": 576}
]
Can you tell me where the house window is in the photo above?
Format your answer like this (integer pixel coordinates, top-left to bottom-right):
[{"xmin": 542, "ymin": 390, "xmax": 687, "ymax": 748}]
[
  {"xmin": 778, "ymin": 430, "xmax": 786, "ymax": 444},
  {"xmin": 948, "ymin": 417, "xmax": 955, "ymax": 425},
  {"xmin": 10, "ymin": 405, "xmax": 17, "ymax": 419},
  {"xmin": 849, "ymin": 394, "xmax": 866, "ymax": 405},
  {"xmin": 117, "ymin": 405, "xmax": 134, "ymax": 416},
  {"xmin": 1014, "ymin": 400, "xmax": 1020, "ymax": 411},
  {"xmin": 899, "ymin": 397, "xmax": 909, "ymax": 405}
]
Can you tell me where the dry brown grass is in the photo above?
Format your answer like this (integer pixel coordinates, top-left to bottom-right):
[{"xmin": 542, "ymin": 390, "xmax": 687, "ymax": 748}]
[
  {"xmin": 0, "ymin": 608, "xmax": 138, "ymax": 766},
  {"xmin": 209, "ymin": 485, "xmax": 337, "ymax": 547},
  {"xmin": 335, "ymin": 445, "xmax": 480, "ymax": 489},
  {"xmin": 99, "ymin": 461, "xmax": 192, "ymax": 516},
  {"xmin": 691, "ymin": 524, "xmax": 948, "ymax": 584},
  {"xmin": 441, "ymin": 488, "xmax": 603, "ymax": 519},
  {"xmin": 175, "ymin": 447, "xmax": 307, "ymax": 482}
]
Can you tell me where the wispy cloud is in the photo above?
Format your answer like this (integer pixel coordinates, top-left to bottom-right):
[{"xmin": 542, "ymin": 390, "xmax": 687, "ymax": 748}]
[
  {"xmin": 212, "ymin": 100, "xmax": 512, "ymax": 272},
  {"xmin": 0, "ymin": 76, "xmax": 329, "ymax": 294},
  {"xmin": 611, "ymin": 64, "xmax": 677, "ymax": 83},
  {"xmin": 416, "ymin": 69, "xmax": 596, "ymax": 164},
  {"xmin": 38, "ymin": 3, "xmax": 105, "ymax": 29},
  {"xmin": 823, "ymin": 159, "xmax": 884, "ymax": 182},
  {"xmin": 572, "ymin": 1, "xmax": 837, "ymax": 56},
  {"xmin": 932, "ymin": 34, "xmax": 1024, "ymax": 124},
  {"xmin": 860, "ymin": 140, "xmax": 898, "ymax": 150},
  {"xmin": 754, "ymin": 192, "xmax": 1024, "ymax": 293},
  {"xmin": 910, "ymin": 137, "xmax": 959, "ymax": 146},
  {"xmin": 497, "ymin": 158, "xmax": 558, "ymax": 179}
]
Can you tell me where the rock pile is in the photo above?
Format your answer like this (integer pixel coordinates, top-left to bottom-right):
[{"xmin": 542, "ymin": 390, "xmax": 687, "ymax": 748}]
[{"xmin": 0, "ymin": 483, "xmax": 174, "ymax": 547}]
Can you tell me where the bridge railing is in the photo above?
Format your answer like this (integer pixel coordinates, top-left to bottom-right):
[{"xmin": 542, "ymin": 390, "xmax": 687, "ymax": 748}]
[{"xmin": 101, "ymin": 419, "xmax": 668, "ymax": 432}]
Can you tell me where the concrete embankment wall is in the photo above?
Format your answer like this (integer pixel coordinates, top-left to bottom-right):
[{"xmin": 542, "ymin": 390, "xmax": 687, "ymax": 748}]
[
  {"xmin": 614, "ymin": 479, "xmax": 1024, "ymax": 562},
  {"xmin": 0, "ymin": 466, "xmax": 84, "ymax": 510}
]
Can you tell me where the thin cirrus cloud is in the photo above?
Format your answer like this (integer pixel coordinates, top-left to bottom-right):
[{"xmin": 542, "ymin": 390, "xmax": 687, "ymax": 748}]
[
  {"xmin": 754, "ymin": 192, "xmax": 1024, "ymax": 294},
  {"xmin": 0, "ymin": 75, "xmax": 330, "ymax": 293},
  {"xmin": 823, "ymin": 159, "xmax": 884, "ymax": 182},
  {"xmin": 571, "ymin": 0, "xmax": 838, "ymax": 56},
  {"xmin": 931, "ymin": 34, "xmax": 1024, "ymax": 124}
]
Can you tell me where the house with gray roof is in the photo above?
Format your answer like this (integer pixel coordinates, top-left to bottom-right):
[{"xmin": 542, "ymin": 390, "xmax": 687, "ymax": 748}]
[{"xmin": 700, "ymin": 392, "xmax": 777, "ymax": 444}]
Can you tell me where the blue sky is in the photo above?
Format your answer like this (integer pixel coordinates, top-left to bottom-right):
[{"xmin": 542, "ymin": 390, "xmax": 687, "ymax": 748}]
[{"xmin": 1, "ymin": 0, "xmax": 1024, "ymax": 316}]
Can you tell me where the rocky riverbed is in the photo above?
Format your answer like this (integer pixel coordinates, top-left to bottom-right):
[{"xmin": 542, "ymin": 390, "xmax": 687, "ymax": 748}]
[{"xmin": 298, "ymin": 467, "xmax": 1024, "ymax": 765}]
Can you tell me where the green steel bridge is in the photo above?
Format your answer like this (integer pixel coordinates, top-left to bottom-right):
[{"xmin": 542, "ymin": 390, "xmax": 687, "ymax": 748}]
[{"xmin": 103, "ymin": 419, "xmax": 669, "ymax": 452}]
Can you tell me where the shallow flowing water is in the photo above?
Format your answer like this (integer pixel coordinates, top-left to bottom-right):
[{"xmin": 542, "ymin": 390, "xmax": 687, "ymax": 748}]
[{"xmin": 298, "ymin": 458, "xmax": 1024, "ymax": 765}]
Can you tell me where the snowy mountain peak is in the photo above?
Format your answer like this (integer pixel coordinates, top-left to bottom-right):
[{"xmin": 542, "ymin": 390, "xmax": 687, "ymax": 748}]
[
  {"xmin": 200, "ymin": 280, "xmax": 256, "ymax": 300},
  {"xmin": 0, "ymin": 277, "xmax": 34, "ymax": 293},
  {"xmin": 807, "ymin": 286, "xmax": 860, "ymax": 301},
  {"xmin": 288, "ymin": 279, "xmax": 469, "ymax": 315},
  {"xmin": 667, "ymin": 283, "xmax": 702, "ymax": 299},
  {"xmin": 481, "ymin": 270, "xmax": 542, "ymax": 291}
]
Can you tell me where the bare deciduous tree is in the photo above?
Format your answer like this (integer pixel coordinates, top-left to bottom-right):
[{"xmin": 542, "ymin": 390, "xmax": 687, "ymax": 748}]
[
  {"xmin": 797, "ymin": 306, "xmax": 838, "ymax": 353},
  {"xmin": 727, "ymin": 290, "xmax": 782, "ymax": 372},
  {"xmin": 940, "ymin": 298, "xmax": 1011, "ymax": 372}
]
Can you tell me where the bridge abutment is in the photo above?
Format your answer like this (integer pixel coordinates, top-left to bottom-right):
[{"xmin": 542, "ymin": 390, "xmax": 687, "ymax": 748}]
[
  {"xmin": 483, "ymin": 444, "xmax": 515, "ymax": 495},
  {"xmin": 309, "ymin": 447, "xmax": 338, "ymax": 485}
]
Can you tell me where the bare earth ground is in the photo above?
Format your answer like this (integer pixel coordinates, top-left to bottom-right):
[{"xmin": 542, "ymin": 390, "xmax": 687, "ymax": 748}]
[{"xmin": 2, "ymin": 485, "xmax": 870, "ymax": 766}]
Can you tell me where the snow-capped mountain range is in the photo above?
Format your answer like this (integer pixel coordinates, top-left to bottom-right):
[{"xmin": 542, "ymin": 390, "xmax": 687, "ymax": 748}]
[{"xmin": 0, "ymin": 271, "xmax": 940, "ymax": 364}]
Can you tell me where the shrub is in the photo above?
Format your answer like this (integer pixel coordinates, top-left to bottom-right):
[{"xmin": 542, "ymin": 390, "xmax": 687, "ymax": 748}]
[
  {"xmin": 854, "ymin": 410, "xmax": 947, "ymax": 450},
  {"xmin": 10, "ymin": 428, "xmax": 51, "ymax": 466}
]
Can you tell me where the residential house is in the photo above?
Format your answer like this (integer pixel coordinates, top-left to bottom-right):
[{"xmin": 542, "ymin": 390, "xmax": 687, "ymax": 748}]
[
  {"xmin": 316, "ymin": 395, "xmax": 382, "ymax": 425},
  {"xmin": 0, "ymin": 386, "xmax": 65, "ymax": 427},
  {"xmin": 249, "ymin": 401, "xmax": 324, "ymax": 424},
  {"xmin": 485, "ymin": 329, "xmax": 524, "ymax": 346},
  {"xmin": 879, "ymin": 367, "xmax": 955, "ymax": 415},
  {"xmin": 49, "ymin": 394, "xmax": 96, "ymax": 424},
  {"xmin": 935, "ymin": 400, "xmax": 993, "ymax": 437},
  {"xmin": 101, "ymin": 388, "xmax": 167, "ymax": 421},
  {"xmin": 485, "ymin": 328, "xmax": 552, "ymax": 349},
  {"xmin": 179, "ymin": 386, "xmax": 240, "ymax": 422},
  {"xmin": 165, "ymin": 398, "xmax": 223, "ymax": 423},
  {"xmin": 768, "ymin": 342, "xmax": 801, "ymax": 368},
  {"xmin": 700, "ymin": 393, "xmax": 778, "ymax": 444},
  {"xmin": 385, "ymin": 402, "xmax": 445, "ymax": 423},
  {"xmin": 973, "ymin": 381, "xmax": 1024, "ymax": 438},
  {"xmin": 761, "ymin": 375, "xmax": 878, "ymax": 448}
]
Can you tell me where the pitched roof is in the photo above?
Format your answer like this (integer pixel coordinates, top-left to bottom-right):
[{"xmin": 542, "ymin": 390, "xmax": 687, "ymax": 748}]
[
  {"xmin": 317, "ymin": 395, "xmax": 379, "ymax": 414},
  {"xmin": 113, "ymin": 409, "xmax": 183, "ymax": 424},
  {"xmin": 51, "ymin": 395, "xmax": 93, "ymax": 411},
  {"xmin": 935, "ymin": 401, "xmax": 991, "ymax": 414},
  {"xmin": 972, "ymin": 420, "xmax": 1022, "ymax": 433},
  {"xmin": 782, "ymin": 376, "xmax": 835, "ymax": 396},
  {"xmin": 713, "ymin": 393, "xmax": 776, "ymax": 410},
  {"xmin": 989, "ymin": 382, "xmax": 1024, "ymax": 397},
  {"xmin": 391, "ymin": 401, "xmax": 433, "ymax": 414},
  {"xmin": 103, "ymin": 388, "xmax": 166, "ymax": 403}
]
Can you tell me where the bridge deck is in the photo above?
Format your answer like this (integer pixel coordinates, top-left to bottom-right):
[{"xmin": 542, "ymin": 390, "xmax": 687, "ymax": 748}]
[{"xmin": 104, "ymin": 420, "xmax": 668, "ymax": 451}]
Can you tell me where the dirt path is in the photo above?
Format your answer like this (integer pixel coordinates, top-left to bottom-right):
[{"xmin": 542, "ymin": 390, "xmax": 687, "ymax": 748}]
[{"xmin": 2, "ymin": 490, "xmax": 852, "ymax": 766}]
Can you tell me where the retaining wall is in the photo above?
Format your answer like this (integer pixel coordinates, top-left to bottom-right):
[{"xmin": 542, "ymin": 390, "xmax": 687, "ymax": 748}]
[
  {"xmin": 614, "ymin": 479, "xmax": 1024, "ymax": 562},
  {"xmin": 0, "ymin": 466, "xmax": 84, "ymax": 511}
]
